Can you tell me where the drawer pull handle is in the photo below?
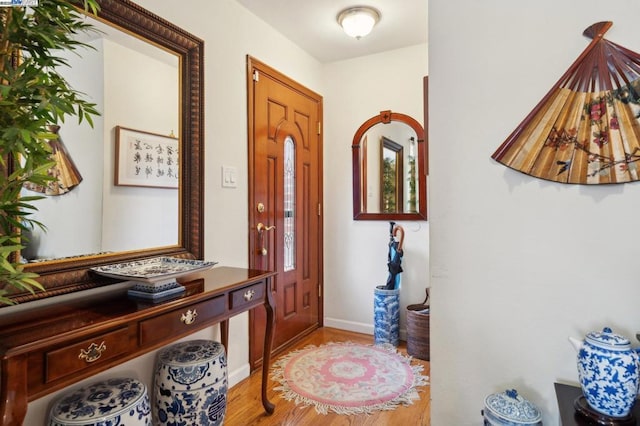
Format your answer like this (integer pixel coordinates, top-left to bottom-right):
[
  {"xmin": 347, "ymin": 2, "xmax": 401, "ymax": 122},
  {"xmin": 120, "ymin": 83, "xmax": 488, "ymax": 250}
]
[
  {"xmin": 181, "ymin": 309, "xmax": 198, "ymax": 325},
  {"xmin": 79, "ymin": 341, "xmax": 107, "ymax": 363},
  {"xmin": 244, "ymin": 289, "xmax": 256, "ymax": 301}
]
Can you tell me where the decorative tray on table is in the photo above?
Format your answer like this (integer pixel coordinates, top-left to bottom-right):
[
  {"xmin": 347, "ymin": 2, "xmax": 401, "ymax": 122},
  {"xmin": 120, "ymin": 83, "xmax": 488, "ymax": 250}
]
[{"xmin": 91, "ymin": 257, "xmax": 217, "ymax": 301}]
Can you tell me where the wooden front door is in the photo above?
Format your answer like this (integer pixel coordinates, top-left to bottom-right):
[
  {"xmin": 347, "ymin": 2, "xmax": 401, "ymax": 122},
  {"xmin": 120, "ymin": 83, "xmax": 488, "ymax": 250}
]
[{"xmin": 247, "ymin": 56, "xmax": 323, "ymax": 370}]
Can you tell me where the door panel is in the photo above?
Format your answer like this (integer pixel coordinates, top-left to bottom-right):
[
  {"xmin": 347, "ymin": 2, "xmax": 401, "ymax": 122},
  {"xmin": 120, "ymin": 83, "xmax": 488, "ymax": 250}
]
[{"xmin": 247, "ymin": 57, "xmax": 323, "ymax": 369}]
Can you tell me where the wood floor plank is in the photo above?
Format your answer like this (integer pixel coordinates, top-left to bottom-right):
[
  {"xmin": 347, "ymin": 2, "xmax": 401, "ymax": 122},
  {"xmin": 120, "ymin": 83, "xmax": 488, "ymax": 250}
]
[{"xmin": 225, "ymin": 327, "xmax": 431, "ymax": 426}]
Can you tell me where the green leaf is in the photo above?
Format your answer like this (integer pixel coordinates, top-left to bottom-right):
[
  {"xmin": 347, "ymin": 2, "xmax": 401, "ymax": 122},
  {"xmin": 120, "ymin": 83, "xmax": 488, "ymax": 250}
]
[{"xmin": 0, "ymin": 0, "xmax": 101, "ymax": 303}]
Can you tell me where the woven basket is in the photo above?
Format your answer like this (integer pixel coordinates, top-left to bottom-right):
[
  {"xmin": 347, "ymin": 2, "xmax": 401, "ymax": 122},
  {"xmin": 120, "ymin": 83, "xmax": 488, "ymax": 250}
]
[{"xmin": 406, "ymin": 289, "xmax": 430, "ymax": 361}]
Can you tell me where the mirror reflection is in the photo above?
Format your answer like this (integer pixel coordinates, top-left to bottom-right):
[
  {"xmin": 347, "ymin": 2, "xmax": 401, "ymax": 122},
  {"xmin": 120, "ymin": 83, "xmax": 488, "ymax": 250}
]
[
  {"xmin": 363, "ymin": 125, "xmax": 417, "ymax": 214},
  {"xmin": 20, "ymin": 17, "xmax": 180, "ymax": 262},
  {"xmin": 352, "ymin": 110, "xmax": 426, "ymax": 220},
  {"xmin": 381, "ymin": 137, "xmax": 403, "ymax": 213}
]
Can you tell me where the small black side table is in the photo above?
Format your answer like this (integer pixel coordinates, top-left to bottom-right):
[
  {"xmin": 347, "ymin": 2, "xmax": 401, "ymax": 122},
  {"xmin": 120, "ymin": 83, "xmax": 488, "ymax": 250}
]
[{"xmin": 555, "ymin": 382, "xmax": 640, "ymax": 425}]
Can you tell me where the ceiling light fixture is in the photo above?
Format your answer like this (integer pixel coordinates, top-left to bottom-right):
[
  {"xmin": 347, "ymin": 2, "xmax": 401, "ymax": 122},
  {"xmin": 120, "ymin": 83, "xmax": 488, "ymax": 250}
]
[{"xmin": 337, "ymin": 6, "xmax": 381, "ymax": 40}]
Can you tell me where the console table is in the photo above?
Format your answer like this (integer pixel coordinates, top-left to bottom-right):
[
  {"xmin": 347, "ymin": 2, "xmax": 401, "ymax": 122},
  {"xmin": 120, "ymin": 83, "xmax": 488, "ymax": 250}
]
[{"xmin": 0, "ymin": 266, "xmax": 276, "ymax": 425}]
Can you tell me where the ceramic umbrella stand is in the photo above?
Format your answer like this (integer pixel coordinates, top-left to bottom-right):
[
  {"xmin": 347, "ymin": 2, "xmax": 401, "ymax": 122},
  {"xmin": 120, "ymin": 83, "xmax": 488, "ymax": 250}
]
[
  {"xmin": 373, "ymin": 222, "xmax": 405, "ymax": 347},
  {"xmin": 373, "ymin": 286, "xmax": 400, "ymax": 346}
]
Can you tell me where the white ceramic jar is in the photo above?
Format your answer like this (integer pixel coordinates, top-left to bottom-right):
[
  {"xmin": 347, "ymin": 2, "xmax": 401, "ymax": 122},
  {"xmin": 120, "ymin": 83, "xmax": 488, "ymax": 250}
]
[{"xmin": 482, "ymin": 389, "xmax": 542, "ymax": 425}]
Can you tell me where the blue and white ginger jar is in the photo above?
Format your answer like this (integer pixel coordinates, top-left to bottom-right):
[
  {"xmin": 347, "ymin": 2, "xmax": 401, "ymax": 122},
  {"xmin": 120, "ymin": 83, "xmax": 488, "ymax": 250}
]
[
  {"xmin": 482, "ymin": 389, "xmax": 542, "ymax": 425},
  {"xmin": 569, "ymin": 327, "xmax": 640, "ymax": 418}
]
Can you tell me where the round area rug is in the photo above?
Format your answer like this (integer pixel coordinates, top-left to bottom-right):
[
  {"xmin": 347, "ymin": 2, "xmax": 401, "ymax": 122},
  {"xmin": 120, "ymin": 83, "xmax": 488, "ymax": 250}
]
[{"xmin": 271, "ymin": 341, "xmax": 429, "ymax": 415}]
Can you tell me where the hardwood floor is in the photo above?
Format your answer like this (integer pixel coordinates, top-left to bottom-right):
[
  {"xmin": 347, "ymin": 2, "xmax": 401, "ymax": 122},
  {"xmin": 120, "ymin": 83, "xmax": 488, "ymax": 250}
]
[{"xmin": 225, "ymin": 327, "xmax": 431, "ymax": 426}]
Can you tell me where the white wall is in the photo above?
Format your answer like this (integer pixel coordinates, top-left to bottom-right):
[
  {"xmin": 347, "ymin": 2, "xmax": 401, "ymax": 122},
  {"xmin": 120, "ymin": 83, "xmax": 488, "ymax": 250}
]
[
  {"xmin": 430, "ymin": 0, "xmax": 640, "ymax": 423},
  {"xmin": 22, "ymin": 35, "xmax": 180, "ymax": 260},
  {"xmin": 323, "ymin": 44, "xmax": 429, "ymax": 338},
  {"xmin": 22, "ymin": 39, "xmax": 105, "ymax": 260},
  {"xmin": 101, "ymin": 38, "xmax": 179, "ymax": 251},
  {"xmin": 22, "ymin": 0, "xmax": 323, "ymax": 423}
]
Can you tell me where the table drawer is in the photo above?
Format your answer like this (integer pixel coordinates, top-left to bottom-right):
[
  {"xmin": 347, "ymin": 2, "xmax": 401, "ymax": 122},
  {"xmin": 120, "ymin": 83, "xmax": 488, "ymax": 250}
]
[
  {"xmin": 230, "ymin": 282, "xmax": 264, "ymax": 310},
  {"xmin": 139, "ymin": 295, "xmax": 226, "ymax": 346},
  {"xmin": 45, "ymin": 327, "xmax": 130, "ymax": 383}
]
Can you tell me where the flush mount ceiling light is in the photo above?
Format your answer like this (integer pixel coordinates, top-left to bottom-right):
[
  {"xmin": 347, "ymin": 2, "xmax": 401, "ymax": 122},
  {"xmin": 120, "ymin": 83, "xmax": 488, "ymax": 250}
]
[{"xmin": 337, "ymin": 6, "xmax": 381, "ymax": 40}]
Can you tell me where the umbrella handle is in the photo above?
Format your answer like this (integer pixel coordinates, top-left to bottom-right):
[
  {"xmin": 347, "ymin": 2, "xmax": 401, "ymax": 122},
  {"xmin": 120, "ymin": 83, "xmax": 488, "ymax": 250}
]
[
  {"xmin": 392, "ymin": 224, "xmax": 405, "ymax": 252},
  {"xmin": 421, "ymin": 288, "xmax": 430, "ymax": 306}
]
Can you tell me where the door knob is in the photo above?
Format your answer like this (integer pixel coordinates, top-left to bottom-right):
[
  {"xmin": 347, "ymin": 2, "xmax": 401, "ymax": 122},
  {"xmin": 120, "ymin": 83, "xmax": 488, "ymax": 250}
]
[{"xmin": 257, "ymin": 223, "xmax": 276, "ymax": 233}]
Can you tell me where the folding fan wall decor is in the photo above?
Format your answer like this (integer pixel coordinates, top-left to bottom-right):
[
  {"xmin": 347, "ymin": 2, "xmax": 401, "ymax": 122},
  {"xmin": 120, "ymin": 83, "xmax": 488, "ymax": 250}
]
[
  {"xmin": 23, "ymin": 125, "xmax": 83, "ymax": 195},
  {"xmin": 492, "ymin": 21, "xmax": 640, "ymax": 184}
]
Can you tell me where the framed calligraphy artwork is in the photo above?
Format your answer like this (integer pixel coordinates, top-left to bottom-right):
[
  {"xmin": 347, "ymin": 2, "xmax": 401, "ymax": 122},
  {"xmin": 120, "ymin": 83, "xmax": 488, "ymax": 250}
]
[{"xmin": 115, "ymin": 126, "xmax": 179, "ymax": 189}]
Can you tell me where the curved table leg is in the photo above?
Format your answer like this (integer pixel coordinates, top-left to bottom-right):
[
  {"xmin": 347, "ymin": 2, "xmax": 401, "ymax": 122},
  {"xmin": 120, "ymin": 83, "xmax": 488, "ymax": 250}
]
[
  {"xmin": 1, "ymin": 355, "xmax": 28, "ymax": 426},
  {"xmin": 261, "ymin": 278, "xmax": 276, "ymax": 414}
]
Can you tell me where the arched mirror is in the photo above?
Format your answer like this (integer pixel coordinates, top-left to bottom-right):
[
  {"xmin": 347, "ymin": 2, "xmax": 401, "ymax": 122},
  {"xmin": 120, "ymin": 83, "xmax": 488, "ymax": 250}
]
[
  {"xmin": 352, "ymin": 110, "xmax": 427, "ymax": 220},
  {"xmin": 5, "ymin": 0, "xmax": 204, "ymax": 304}
]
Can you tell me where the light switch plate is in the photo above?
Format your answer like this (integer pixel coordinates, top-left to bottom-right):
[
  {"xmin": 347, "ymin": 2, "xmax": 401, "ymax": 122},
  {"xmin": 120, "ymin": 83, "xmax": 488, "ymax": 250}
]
[{"xmin": 222, "ymin": 165, "xmax": 237, "ymax": 188}]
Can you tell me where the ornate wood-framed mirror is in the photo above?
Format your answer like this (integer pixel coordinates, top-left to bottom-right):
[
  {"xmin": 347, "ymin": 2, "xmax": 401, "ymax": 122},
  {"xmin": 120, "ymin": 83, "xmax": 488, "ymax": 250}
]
[
  {"xmin": 6, "ymin": 0, "xmax": 204, "ymax": 304},
  {"xmin": 352, "ymin": 110, "xmax": 427, "ymax": 220}
]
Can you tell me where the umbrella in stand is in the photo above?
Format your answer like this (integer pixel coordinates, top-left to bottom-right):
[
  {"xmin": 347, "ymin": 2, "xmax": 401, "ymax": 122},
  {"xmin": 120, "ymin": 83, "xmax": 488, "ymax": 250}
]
[{"xmin": 385, "ymin": 221, "xmax": 405, "ymax": 290}]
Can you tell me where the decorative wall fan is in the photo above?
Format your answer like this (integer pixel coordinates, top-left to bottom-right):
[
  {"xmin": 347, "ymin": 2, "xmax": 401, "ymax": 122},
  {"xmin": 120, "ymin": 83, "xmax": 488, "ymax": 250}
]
[
  {"xmin": 23, "ymin": 125, "xmax": 83, "ymax": 195},
  {"xmin": 492, "ymin": 22, "xmax": 640, "ymax": 184}
]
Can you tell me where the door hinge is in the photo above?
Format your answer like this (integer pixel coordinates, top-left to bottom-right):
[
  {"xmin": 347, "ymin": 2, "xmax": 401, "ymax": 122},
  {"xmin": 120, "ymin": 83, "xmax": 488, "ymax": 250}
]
[
  {"xmin": 317, "ymin": 121, "xmax": 321, "ymax": 135},
  {"xmin": 318, "ymin": 284, "xmax": 322, "ymax": 297},
  {"xmin": 317, "ymin": 203, "xmax": 321, "ymax": 216},
  {"xmin": 253, "ymin": 70, "xmax": 259, "ymax": 82}
]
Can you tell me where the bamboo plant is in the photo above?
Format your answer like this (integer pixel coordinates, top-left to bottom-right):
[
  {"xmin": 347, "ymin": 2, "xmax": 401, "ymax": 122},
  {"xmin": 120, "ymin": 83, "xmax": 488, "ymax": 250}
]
[{"xmin": 0, "ymin": 0, "xmax": 99, "ymax": 305}]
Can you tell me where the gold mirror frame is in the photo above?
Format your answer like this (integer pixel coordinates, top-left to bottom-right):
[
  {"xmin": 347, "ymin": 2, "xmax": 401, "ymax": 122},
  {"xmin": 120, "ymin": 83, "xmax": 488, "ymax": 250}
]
[
  {"xmin": 352, "ymin": 110, "xmax": 427, "ymax": 220},
  {"xmin": 8, "ymin": 0, "xmax": 204, "ymax": 304}
]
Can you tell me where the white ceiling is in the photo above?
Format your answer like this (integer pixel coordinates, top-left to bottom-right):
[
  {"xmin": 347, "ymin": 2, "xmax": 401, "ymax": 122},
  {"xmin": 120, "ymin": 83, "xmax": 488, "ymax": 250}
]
[{"xmin": 235, "ymin": 0, "xmax": 428, "ymax": 63}]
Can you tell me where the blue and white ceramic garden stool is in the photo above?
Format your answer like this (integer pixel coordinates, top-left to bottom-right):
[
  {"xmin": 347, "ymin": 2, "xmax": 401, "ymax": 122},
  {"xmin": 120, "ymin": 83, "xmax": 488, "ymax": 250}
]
[
  {"xmin": 48, "ymin": 377, "xmax": 152, "ymax": 426},
  {"xmin": 153, "ymin": 339, "xmax": 228, "ymax": 426}
]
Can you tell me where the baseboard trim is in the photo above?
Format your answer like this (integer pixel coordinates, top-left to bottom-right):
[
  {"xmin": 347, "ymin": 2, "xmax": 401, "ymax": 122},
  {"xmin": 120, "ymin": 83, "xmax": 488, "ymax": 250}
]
[
  {"xmin": 323, "ymin": 317, "xmax": 407, "ymax": 341},
  {"xmin": 228, "ymin": 363, "xmax": 250, "ymax": 388},
  {"xmin": 323, "ymin": 317, "xmax": 372, "ymax": 335}
]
